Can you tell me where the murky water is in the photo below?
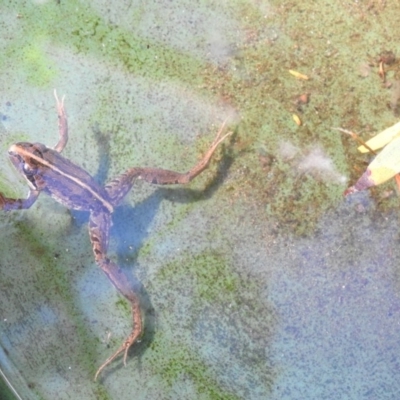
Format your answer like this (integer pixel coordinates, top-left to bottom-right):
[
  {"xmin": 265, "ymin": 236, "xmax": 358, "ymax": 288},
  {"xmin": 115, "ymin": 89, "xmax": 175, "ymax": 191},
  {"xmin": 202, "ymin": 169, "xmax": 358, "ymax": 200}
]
[{"xmin": 0, "ymin": 1, "xmax": 400, "ymax": 399}]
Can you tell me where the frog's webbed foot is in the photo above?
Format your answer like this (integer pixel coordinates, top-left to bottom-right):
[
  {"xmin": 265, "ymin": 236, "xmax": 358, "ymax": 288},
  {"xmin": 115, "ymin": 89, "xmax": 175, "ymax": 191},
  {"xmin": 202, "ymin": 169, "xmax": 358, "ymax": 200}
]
[
  {"xmin": 94, "ymin": 323, "xmax": 141, "ymax": 381},
  {"xmin": 89, "ymin": 211, "xmax": 143, "ymax": 381},
  {"xmin": 137, "ymin": 118, "xmax": 233, "ymax": 185},
  {"xmin": 53, "ymin": 90, "xmax": 68, "ymax": 153},
  {"xmin": 184, "ymin": 117, "xmax": 233, "ymax": 182}
]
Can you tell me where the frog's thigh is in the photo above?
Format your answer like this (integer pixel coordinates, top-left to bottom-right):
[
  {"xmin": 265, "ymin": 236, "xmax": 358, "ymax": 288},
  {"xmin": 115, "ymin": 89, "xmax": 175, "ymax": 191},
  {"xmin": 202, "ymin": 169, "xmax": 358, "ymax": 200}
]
[
  {"xmin": 88, "ymin": 210, "xmax": 111, "ymax": 255},
  {"xmin": 88, "ymin": 210, "xmax": 135, "ymax": 300}
]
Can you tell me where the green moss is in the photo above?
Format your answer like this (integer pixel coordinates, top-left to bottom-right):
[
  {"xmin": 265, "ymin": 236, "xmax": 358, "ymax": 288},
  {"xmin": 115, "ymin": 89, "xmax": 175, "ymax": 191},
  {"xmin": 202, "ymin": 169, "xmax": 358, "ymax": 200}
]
[
  {"xmin": 8, "ymin": 219, "xmax": 99, "ymax": 375},
  {"xmin": 148, "ymin": 334, "xmax": 239, "ymax": 400},
  {"xmin": 115, "ymin": 298, "xmax": 130, "ymax": 314},
  {"xmin": 0, "ymin": 374, "xmax": 18, "ymax": 400},
  {"xmin": 189, "ymin": 253, "xmax": 238, "ymax": 303},
  {"xmin": 2, "ymin": 1, "xmax": 204, "ymax": 86},
  {"xmin": 146, "ymin": 250, "xmax": 276, "ymax": 397},
  {"xmin": 197, "ymin": 6, "xmax": 354, "ymax": 236},
  {"xmin": 93, "ymin": 385, "xmax": 113, "ymax": 400},
  {"xmin": 0, "ymin": 177, "xmax": 17, "ymax": 198},
  {"xmin": 21, "ymin": 40, "xmax": 57, "ymax": 87},
  {"xmin": 159, "ymin": 252, "xmax": 232, "ymax": 302}
]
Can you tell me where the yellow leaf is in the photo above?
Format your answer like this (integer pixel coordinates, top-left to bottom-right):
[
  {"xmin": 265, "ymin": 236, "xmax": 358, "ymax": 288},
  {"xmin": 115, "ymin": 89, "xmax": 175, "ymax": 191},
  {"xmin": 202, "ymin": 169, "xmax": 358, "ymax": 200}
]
[
  {"xmin": 358, "ymin": 121, "xmax": 400, "ymax": 153},
  {"xmin": 292, "ymin": 114, "xmax": 302, "ymax": 126},
  {"xmin": 366, "ymin": 136, "xmax": 400, "ymax": 185},
  {"xmin": 288, "ymin": 69, "xmax": 309, "ymax": 80}
]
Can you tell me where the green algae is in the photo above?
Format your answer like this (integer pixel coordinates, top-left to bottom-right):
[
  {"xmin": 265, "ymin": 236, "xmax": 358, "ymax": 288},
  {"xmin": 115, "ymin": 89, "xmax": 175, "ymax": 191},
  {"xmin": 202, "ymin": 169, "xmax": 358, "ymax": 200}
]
[
  {"xmin": 1, "ymin": 0, "xmax": 351, "ymax": 239},
  {"xmin": 2, "ymin": 0, "xmax": 400, "ymax": 240},
  {"xmin": 92, "ymin": 385, "xmax": 113, "ymax": 400},
  {"xmin": 148, "ymin": 334, "xmax": 240, "ymax": 400},
  {"xmin": 21, "ymin": 39, "xmax": 58, "ymax": 87},
  {"xmin": 144, "ymin": 250, "xmax": 277, "ymax": 398},
  {"xmin": 1, "ymin": 1, "xmax": 204, "ymax": 87},
  {"xmin": 196, "ymin": 1, "xmax": 400, "ymax": 236},
  {"xmin": 159, "ymin": 252, "xmax": 239, "ymax": 304},
  {"xmin": 2, "ymin": 0, "xmax": 400, "ymax": 398},
  {"xmin": 115, "ymin": 298, "xmax": 130, "ymax": 314},
  {"xmin": 4, "ymin": 216, "xmax": 99, "ymax": 375},
  {"xmin": 0, "ymin": 374, "xmax": 18, "ymax": 400}
]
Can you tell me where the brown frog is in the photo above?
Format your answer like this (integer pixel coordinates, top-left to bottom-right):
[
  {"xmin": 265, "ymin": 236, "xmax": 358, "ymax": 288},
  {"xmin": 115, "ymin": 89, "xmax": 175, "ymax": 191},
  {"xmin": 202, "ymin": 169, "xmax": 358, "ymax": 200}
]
[{"xmin": 0, "ymin": 92, "xmax": 232, "ymax": 380}]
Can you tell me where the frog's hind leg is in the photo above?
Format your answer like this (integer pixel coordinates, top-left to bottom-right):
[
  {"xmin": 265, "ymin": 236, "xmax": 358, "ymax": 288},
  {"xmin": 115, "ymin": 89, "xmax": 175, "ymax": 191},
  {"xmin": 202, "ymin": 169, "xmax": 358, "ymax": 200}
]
[
  {"xmin": 89, "ymin": 210, "xmax": 143, "ymax": 381},
  {"xmin": 104, "ymin": 120, "xmax": 232, "ymax": 207}
]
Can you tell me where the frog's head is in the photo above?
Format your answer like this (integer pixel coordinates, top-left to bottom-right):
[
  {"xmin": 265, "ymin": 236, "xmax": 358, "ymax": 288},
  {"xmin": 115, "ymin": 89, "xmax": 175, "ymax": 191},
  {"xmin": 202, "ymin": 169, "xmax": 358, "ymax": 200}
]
[{"xmin": 8, "ymin": 142, "xmax": 47, "ymax": 189}]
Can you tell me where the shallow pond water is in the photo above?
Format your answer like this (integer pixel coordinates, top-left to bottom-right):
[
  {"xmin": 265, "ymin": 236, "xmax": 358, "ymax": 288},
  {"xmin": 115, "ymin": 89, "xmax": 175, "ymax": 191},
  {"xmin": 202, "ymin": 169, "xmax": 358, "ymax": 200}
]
[{"xmin": 0, "ymin": 1, "xmax": 400, "ymax": 399}]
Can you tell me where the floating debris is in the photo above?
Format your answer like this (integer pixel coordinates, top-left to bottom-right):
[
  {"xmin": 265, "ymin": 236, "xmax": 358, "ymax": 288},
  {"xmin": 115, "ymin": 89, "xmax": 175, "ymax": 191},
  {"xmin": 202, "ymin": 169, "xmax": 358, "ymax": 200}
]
[
  {"xmin": 292, "ymin": 113, "xmax": 302, "ymax": 126},
  {"xmin": 288, "ymin": 69, "xmax": 309, "ymax": 80},
  {"xmin": 342, "ymin": 121, "xmax": 400, "ymax": 194},
  {"xmin": 356, "ymin": 121, "xmax": 400, "ymax": 153}
]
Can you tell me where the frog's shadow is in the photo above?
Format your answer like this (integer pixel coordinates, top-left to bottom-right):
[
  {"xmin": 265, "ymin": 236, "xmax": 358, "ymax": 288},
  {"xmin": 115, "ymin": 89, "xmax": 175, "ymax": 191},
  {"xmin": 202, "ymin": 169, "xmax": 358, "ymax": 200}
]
[{"xmin": 71, "ymin": 128, "xmax": 234, "ymax": 373}]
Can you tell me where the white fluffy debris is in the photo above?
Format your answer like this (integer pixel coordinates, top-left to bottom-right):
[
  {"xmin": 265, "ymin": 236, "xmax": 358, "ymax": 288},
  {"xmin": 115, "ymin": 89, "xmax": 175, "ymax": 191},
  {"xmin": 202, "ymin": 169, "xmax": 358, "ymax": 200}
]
[
  {"xmin": 277, "ymin": 141, "xmax": 346, "ymax": 184},
  {"xmin": 278, "ymin": 141, "xmax": 300, "ymax": 160},
  {"xmin": 297, "ymin": 147, "xmax": 347, "ymax": 184}
]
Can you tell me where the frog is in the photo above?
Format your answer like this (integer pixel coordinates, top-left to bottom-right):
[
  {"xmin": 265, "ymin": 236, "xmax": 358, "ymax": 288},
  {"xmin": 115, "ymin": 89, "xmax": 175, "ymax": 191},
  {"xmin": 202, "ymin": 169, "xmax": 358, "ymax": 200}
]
[{"xmin": 0, "ymin": 91, "xmax": 232, "ymax": 380}]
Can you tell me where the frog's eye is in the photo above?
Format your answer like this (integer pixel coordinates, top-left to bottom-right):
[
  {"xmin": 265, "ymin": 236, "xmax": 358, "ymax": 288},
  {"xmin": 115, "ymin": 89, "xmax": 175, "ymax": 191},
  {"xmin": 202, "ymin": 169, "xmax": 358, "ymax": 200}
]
[
  {"xmin": 33, "ymin": 148, "xmax": 44, "ymax": 159},
  {"xmin": 22, "ymin": 162, "xmax": 37, "ymax": 176}
]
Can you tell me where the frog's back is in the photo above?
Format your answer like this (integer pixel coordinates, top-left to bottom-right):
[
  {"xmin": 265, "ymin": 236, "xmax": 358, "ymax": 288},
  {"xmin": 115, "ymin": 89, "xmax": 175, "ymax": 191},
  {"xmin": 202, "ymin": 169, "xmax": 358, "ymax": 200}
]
[{"xmin": 31, "ymin": 145, "xmax": 112, "ymax": 212}]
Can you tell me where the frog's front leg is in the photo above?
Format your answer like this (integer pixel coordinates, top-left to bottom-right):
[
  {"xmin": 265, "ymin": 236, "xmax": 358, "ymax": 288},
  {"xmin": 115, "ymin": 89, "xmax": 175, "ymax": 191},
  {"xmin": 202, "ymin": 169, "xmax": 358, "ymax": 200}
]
[
  {"xmin": 52, "ymin": 90, "xmax": 68, "ymax": 153},
  {"xmin": 0, "ymin": 189, "xmax": 39, "ymax": 211},
  {"xmin": 88, "ymin": 209, "xmax": 142, "ymax": 381}
]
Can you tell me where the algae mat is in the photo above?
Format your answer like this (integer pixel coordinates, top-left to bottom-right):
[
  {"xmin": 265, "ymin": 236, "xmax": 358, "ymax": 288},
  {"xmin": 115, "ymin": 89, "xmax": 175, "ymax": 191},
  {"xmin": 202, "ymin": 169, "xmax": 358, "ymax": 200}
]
[{"xmin": 0, "ymin": 1, "xmax": 400, "ymax": 399}]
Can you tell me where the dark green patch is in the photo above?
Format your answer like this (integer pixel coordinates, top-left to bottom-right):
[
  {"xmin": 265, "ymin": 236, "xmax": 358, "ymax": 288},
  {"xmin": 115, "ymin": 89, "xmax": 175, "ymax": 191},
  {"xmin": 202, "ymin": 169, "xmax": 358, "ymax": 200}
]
[
  {"xmin": 93, "ymin": 385, "xmax": 113, "ymax": 400},
  {"xmin": 198, "ymin": 2, "xmax": 400, "ymax": 236},
  {"xmin": 115, "ymin": 298, "xmax": 130, "ymax": 314},
  {"xmin": 21, "ymin": 40, "xmax": 58, "ymax": 87},
  {"xmin": 0, "ymin": 373, "xmax": 18, "ymax": 400},
  {"xmin": 2, "ymin": 1, "xmax": 204, "ymax": 87},
  {"xmin": 0, "ymin": 217, "xmax": 99, "ymax": 377},
  {"xmin": 149, "ymin": 334, "xmax": 240, "ymax": 400},
  {"xmin": 145, "ymin": 250, "xmax": 277, "ymax": 397},
  {"xmin": 160, "ymin": 252, "xmax": 239, "ymax": 304}
]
